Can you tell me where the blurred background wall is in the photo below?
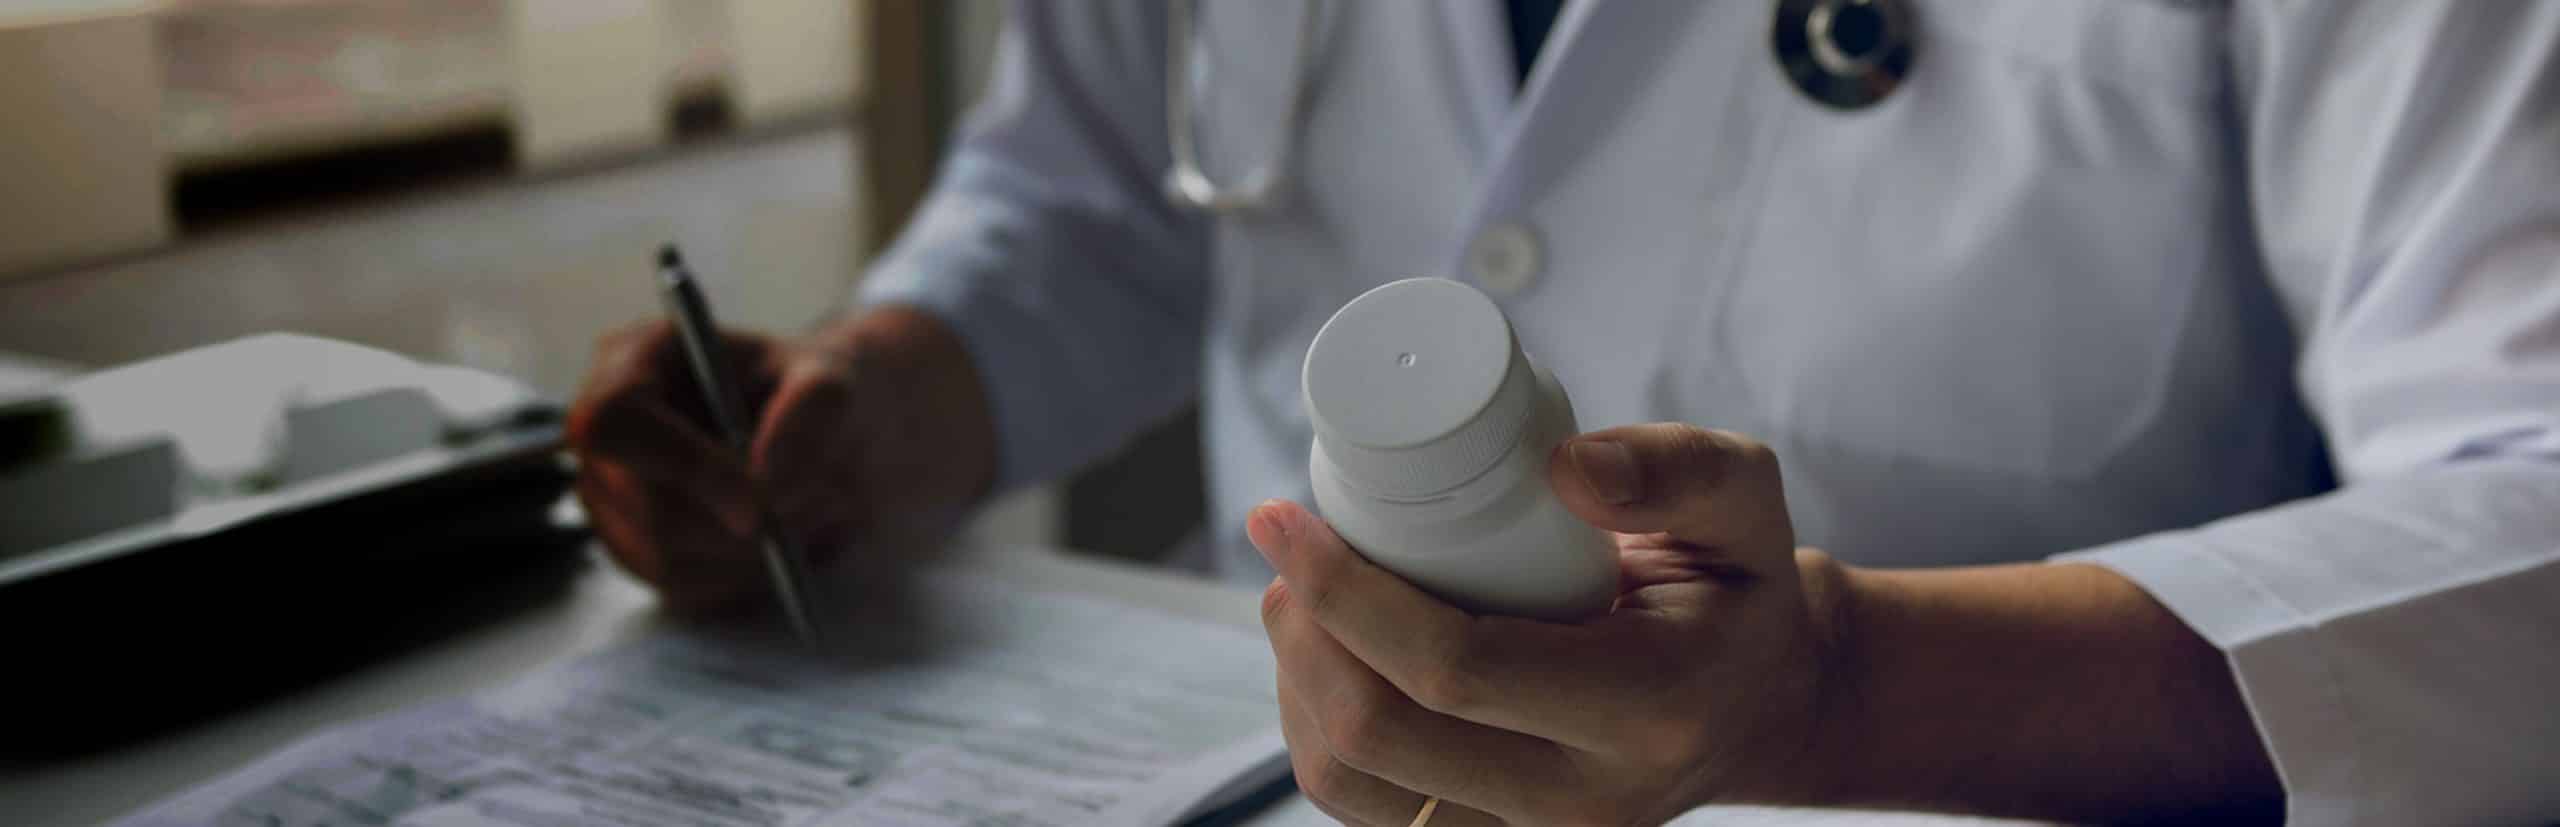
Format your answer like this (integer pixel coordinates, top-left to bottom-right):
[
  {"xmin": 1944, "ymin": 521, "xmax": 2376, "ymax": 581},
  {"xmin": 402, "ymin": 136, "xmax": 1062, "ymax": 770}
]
[{"xmin": 0, "ymin": 0, "xmax": 1208, "ymax": 564}]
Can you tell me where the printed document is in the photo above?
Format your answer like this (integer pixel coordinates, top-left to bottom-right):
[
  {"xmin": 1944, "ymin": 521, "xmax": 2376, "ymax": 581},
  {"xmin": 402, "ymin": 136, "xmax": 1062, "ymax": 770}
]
[{"xmin": 116, "ymin": 575, "xmax": 1290, "ymax": 827}]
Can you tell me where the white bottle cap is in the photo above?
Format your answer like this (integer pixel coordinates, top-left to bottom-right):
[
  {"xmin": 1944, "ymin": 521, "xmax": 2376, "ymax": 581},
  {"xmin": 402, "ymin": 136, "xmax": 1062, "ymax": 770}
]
[{"xmin": 1303, "ymin": 278, "xmax": 1539, "ymax": 500}]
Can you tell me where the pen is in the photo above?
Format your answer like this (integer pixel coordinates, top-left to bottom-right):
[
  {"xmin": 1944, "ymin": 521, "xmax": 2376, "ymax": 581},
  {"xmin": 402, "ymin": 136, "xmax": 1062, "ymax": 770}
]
[{"xmin": 654, "ymin": 244, "xmax": 824, "ymax": 647}]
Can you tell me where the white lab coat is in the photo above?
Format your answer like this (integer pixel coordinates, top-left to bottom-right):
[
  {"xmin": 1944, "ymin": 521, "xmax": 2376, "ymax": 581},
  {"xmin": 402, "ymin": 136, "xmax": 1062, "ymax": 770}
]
[{"xmin": 857, "ymin": 1, "xmax": 2560, "ymax": 822}]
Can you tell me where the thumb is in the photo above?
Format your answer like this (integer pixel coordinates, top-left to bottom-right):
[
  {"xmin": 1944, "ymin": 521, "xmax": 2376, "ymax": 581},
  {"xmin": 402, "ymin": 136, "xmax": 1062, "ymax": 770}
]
[{"xmin": 1548, "ymin": 423, "xmax": 1795, "ymax": 566}]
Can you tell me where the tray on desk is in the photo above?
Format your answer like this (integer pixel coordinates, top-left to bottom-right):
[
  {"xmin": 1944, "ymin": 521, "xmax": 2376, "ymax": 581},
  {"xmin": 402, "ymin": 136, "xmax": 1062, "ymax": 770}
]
[
  {"xmin": 0, "ymin": 390, "xmax": 583, "ymax": 751},
  {"xmin": 0, "ymin": 335, "xmax": 586, "ymax": 752}
]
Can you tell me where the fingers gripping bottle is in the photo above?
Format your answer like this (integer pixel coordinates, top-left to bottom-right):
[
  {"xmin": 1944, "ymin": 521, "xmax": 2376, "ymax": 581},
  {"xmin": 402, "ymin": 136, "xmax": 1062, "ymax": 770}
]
[{"xmin": 1303, "ymin": 278, "xmax": 1618, "ymax": 621}]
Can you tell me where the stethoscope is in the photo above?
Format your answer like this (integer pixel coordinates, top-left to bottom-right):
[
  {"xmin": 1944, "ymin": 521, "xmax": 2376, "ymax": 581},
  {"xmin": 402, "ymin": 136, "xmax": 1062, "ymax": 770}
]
[{"xmin": 1164, "ymin": 0, "xmax": 1918, "ymax": 214}]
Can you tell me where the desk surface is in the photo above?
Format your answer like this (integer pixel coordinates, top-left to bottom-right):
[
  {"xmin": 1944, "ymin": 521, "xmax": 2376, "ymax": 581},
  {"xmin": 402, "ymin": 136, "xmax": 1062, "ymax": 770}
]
[
  {"xmin": 0, "ymin": 542, "xmax": 1337, "ymax": 826},
  {"xmin": 0, "ymin": 543, "xmax": 2010, "ymax": 827}
]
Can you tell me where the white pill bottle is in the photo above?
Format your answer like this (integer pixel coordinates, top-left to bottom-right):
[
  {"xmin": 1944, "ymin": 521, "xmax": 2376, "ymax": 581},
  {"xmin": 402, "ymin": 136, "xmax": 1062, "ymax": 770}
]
[{"xmin": 1303, "ymin": 278, "xmax": 1618, "ymax": 621}]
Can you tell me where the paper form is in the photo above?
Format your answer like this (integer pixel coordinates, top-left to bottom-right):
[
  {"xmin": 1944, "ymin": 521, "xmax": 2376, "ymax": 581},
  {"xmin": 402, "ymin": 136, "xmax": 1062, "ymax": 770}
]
[{"xmin": 115, "ymin": 575, "xmax": 1291, "ymax": 827}]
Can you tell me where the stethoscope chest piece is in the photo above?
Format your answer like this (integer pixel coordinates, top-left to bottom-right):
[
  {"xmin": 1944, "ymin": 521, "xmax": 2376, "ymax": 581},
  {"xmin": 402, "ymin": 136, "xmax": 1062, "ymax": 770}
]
[{"xmin": 1772, "ymin": 0, "xmax": 1917, "ymax": 110}]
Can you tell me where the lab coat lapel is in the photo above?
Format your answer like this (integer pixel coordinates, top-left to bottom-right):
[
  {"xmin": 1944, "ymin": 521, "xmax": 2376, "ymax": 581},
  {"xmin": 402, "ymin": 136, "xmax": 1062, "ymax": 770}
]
[
  {"xmin": 1475, "ymin": 0, "xmax": 1710, "ymax": 210},
  {"xmin": 1433, "ymin": 0, "xmax": 1518, "ymax": 166}
]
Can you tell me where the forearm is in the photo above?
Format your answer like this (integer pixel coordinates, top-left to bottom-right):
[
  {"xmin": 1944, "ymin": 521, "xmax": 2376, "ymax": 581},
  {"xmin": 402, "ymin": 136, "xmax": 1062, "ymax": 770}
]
[{"xmin": 1795, "ymin": 560, "xmax": 2283, "ymax": 823}]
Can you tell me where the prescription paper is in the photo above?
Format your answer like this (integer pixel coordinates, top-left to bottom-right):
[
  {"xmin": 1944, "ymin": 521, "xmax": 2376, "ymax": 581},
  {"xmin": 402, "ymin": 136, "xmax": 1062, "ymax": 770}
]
[{"xmin": 115, "ymin": 576, "xmax": 1290, "ymax": 827}]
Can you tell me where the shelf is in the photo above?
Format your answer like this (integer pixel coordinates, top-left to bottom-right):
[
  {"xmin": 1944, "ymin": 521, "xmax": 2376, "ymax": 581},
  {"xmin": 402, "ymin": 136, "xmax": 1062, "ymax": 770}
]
[{"xmin": 0, "ymin": 0, "xmax": 864, "ymax": 281}]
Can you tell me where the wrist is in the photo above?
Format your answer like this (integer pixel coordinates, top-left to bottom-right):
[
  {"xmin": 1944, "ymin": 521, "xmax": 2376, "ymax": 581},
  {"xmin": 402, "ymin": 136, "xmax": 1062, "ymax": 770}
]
[
  {"xmin": 807, "ymin": 305, "xmax": 955, "ymax": 367},
  {"xmin": 812, "ymin": 305, "xmax": 1000, "ymax": 505},
  {"xmin": 1795, "ymin": 559, "xmax": 1979, "ymax": 813},
  {"xmin": 1708, "ymin": 548, "xmax": 1872, "ymax": 807},
  {"xmin": 1748, "ymin": 547, "xmax": 1879, "ymax": 808}
]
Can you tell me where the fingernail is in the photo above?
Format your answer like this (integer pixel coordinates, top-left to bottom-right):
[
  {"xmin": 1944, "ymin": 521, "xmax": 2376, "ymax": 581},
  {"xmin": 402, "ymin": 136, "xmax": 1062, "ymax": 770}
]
[
  {"xmin": 1571, "ymin": 440, "xmax": 1641, "ymax": 505},
  {"xmin": 1248, "ymin": 500, "xmax": 1294, "ymax": 562}
]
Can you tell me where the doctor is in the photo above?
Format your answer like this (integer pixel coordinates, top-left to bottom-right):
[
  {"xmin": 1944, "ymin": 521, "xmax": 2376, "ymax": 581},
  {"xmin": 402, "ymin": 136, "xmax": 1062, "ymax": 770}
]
[{"xmin": 567, "ymin": 1, "xmax": 2560, "ymax": 823}]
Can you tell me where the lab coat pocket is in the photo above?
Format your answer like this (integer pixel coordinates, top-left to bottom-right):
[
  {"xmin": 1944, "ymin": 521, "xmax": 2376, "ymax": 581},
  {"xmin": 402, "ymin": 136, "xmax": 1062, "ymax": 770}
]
[
  {"xmin": 1916, "ymin": 0, "xmax": 2224, "ymax": 103},
  {"xmin": 1714, "ymin": 0, "xmax": 2230, "ymax": 481}
]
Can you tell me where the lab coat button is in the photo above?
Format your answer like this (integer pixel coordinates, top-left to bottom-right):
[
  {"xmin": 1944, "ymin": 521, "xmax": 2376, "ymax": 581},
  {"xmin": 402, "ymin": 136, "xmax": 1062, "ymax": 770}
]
[{"xmin": 1468, "ymin": 223, "xmax": 1541, "ymax": 296}]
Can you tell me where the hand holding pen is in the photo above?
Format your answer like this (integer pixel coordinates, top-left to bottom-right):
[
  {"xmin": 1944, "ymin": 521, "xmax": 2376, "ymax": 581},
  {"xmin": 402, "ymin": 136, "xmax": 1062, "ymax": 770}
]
[
  {"xmin": 654, "ymin": 246, "xmax": 827, "ymax": 644},
  {"xmin": 563, "ymin": 245, "xmax": 999, "ymax": 633}
]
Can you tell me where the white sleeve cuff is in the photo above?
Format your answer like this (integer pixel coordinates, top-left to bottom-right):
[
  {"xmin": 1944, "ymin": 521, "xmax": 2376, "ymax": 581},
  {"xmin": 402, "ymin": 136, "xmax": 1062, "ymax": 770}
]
[{"xmin": 2060, "ymin": 535, "xmax": 2359, "ymax": 824}]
